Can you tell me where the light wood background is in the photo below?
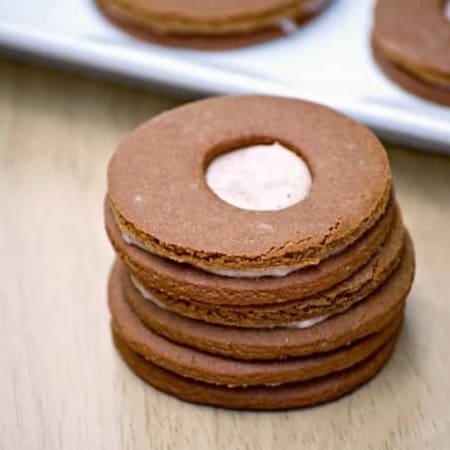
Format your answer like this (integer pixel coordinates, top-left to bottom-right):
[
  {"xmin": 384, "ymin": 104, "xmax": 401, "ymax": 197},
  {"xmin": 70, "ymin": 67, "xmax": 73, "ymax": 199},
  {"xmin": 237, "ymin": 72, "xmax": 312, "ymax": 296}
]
[{"xmin": 1, "ymin": 58, "xmax": 449, "ymax": 450}]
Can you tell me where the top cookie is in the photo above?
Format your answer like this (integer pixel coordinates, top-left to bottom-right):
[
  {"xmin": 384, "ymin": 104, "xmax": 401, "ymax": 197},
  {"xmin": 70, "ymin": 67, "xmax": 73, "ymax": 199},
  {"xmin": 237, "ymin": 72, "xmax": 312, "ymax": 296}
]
[{"xmin": 107, "ymin": 95, "xmax": 391, "ymax": 272}]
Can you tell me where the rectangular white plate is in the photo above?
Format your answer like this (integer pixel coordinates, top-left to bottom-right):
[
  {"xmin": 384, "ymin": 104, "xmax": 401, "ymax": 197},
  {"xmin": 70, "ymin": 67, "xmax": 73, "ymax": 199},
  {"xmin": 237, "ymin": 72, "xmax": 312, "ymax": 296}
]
[{"xmin": 0, "ymin": 0, "xmax": 449, "ymax": 152}]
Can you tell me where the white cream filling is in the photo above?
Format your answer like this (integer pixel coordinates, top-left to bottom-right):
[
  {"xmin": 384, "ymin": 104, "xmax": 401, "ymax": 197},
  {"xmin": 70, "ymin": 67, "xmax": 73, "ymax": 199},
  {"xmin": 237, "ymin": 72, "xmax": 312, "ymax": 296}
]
[
  {"xmin": 277, "ymin": 0, "xmax": 329, "ymax": 34},
  {"xmin": 205, "ymin": 264, "xmax": 311, "ymax": 278},
  {"xmin": 278, "ymin": 18, "xmax": 298, "ymax": 35},
  {"xmin": 132, "ymin": 276, "xmax": 174, "ymax": 311},
  {"xmin": 131, "ymin": 276, "xmax": 330, "ymax": 329},
  {"xmin": 122, "ymin": 230, "xmax": 151, "ymax": 252},
  {"xmin": 205, "ymin": 142, "xmax": 311, "ymax": 212},
  {"xmin": 282, "ymin": 315, "xmax": 330, "ymax": 329}
]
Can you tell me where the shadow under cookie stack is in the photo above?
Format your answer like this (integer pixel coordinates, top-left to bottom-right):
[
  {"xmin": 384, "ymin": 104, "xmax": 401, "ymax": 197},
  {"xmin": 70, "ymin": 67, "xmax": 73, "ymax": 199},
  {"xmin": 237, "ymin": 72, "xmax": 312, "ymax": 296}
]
[{"xmin": 105, "ymin": 95, "xmax": 415, "ymax": 410}]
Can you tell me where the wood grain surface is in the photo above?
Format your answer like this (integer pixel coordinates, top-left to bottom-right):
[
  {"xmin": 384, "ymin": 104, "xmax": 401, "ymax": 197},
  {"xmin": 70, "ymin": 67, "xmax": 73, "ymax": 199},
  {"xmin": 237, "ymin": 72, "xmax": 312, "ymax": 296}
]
[{"xmin": 1, "ymin": 58, "xmax": 449, "ymax": 450}]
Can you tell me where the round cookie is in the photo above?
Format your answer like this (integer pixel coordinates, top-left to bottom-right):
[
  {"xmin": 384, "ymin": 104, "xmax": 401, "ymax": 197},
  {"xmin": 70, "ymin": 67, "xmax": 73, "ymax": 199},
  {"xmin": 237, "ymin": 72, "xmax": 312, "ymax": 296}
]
[
  {"xmin": 110, "ymin": 282, "xmax": 402, "ymax": 386},
  {"xmin": 372, "ymin": 41, "xmax": 450, "ymax": 107},
  {"xmin": 108, "ymin": 95, "xmax": 392, "ymax": 274},
  {"xmin": 113, "ymin": 331, "xmax": 397, "ymax": 410},
  {"xmin": 111, "ymin": 235, "xmax": 415, "ymax": 359},
  {"xmin": 372, "ymin": 0, "xmax": 450, "ymax": 105},
  {"xmin": 96, "ymin": 0, "xmax": 331, "ymax": 50},
  {"xmin": 105, "ymin": 196, "xmax": 397, "ymax": 306},
  {"xmin": 119, "ymin": 213, "xmax": 405, "ymax": 327}
]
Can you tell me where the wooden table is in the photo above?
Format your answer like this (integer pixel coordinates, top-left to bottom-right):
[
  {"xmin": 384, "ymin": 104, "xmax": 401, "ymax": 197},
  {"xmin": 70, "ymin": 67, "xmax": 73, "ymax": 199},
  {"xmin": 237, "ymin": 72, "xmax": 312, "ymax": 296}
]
[{"xmin": 1, "ymin": 58, "xmax": 449, "ymax": 450}]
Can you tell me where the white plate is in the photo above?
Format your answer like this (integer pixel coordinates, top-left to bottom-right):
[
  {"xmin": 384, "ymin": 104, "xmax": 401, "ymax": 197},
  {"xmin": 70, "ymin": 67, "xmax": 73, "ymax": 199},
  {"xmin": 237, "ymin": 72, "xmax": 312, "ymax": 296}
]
[{"xmin": 0, "ymin": 0, "xmax": 449, "ymax": 152}]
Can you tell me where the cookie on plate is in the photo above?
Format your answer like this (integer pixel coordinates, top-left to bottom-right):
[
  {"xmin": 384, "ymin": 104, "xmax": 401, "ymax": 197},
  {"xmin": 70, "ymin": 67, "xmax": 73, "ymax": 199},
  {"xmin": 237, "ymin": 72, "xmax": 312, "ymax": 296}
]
[
  {"xmin": 372, "ymin": 0, "xmax": 450, "ymax": 106},
  {"xmin": 96, "ymin": 0, "xmax": 332, "ymax": 49}
]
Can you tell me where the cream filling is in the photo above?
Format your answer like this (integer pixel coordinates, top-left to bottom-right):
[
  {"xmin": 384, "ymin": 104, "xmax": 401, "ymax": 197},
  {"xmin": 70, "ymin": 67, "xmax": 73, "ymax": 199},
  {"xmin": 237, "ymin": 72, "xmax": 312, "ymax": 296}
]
[
  {"xmin": 278, "ymin": 18, "xmax": 298, "ymax": 35},
  {"xmin": 122, "ymin": 230, "xmax": 153, "ymax": 252},
  {"xmin": 131, "ymin": 276, "xmax": 330, "ymax": 329},
  {"xmin": 204, "ymin": 264, "xmax": 311, "ymax": 278},
  {"xmin": 277, "ymin": 0, "xmax": 329, "ymax": 34},
  {"xmin": 205, "ymin": 143, "xmax": 312, "ymax": 212}
]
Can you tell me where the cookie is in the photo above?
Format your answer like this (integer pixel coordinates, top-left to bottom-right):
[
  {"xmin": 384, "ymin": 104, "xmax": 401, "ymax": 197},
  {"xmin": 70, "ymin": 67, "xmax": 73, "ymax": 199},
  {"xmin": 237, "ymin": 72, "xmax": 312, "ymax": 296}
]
[
  {"xmin": 110, "ymin": 284, "xmax": 402, "ymax": 386},
  {"xmin": 96, "ymin": 0, "xmax": 331, "ymax": 50},
  {"xmin": 113, "ymin": 331, "xmax": 397, "ymax": 410},
  {"xmin": 107, "ymin": 95, "xmax": 391, "ymax": 274},
  {"xmin": 110, "ymin": 258, "xmax": 403, "ymax": 385},
  {"xmin": 116, "ymin": 211, "xmax": 405, "ymax": 327},
  {"xmin": 372, "ymin": 0, "xmax": 450, "ymax": 106},
  {"xmin": 105, "ymin": 196, "xmax": 396, "ymax": 306},
  {"xmin": 112, "ymin": 235, "xmax": 414, "ymax": 360}
]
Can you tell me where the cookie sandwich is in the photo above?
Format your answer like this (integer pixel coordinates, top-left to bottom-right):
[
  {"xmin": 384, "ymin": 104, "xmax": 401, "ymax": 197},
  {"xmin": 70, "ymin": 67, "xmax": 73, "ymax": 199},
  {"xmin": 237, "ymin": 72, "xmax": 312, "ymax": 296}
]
[
  {"xmin": 372, "ymin": 0, "xmax": 450, "ymax": 106},
  {"xmin": 96, "ymin": 0, "xmax": 332, "ymax": 49}
]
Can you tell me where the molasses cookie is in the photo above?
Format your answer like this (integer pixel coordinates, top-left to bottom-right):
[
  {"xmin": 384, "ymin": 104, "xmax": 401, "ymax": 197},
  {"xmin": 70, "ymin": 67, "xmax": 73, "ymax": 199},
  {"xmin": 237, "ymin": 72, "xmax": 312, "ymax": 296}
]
[
  {"xmin": 107, "ymin": 95, "xmax": 392, "ymax": 276},
  {"xmin": 96, "ymin": 0, "xmax": 331, "ymax": 49},
  {"xmin": 372, "ymin": 0, "xmax": 450, "ymax": 106}
]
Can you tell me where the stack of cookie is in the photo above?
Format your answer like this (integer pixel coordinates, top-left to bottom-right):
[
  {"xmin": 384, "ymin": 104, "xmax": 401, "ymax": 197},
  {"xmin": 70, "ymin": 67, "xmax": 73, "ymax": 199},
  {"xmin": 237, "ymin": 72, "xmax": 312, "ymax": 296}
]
[{"xmin": 105, "ymin": 95, "xmax": 415, "ymax": 410}]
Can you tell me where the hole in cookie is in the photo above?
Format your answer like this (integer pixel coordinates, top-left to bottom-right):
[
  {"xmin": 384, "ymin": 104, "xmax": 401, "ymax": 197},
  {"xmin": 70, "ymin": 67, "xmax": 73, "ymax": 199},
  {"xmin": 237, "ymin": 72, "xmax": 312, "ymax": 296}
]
[{"xmin": 205, "ymin": 142, "xmax": 312, "ymax": 211}]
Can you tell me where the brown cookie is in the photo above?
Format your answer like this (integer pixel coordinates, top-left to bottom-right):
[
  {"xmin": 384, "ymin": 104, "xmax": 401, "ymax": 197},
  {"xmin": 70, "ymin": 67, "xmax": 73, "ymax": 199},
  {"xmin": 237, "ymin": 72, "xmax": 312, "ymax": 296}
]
[
  {"xmin": 105, "ymin": 196, "xmax": 397, "ymax": 306},
  {"xmin": 372, "ymin": 0, "xmax": 450, "ymax": 106},
  {"xmin": 113, "ymin": 331, "xmax": 398, "ymax": 410},
  {"xmin": 96, "ymin": 0, "xmax": 331, "ymax": 50},
  {"xmin": 111, "ymin": 235, "xmax": 414, "ymax": 359},
  {"xmin": 118, "ymin": 213, "xmax": 405, "ymax": 327},
  {"xmin": 110, "ymin": 276, "xmax": 402, "ymax": 386},
  {"xmin": 372, "ymin": 40, "xmax": 450, "ymax": 107},
  {"xmin": 107, "ymin": 95, "xmax": 391, "ymax": 273}
]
